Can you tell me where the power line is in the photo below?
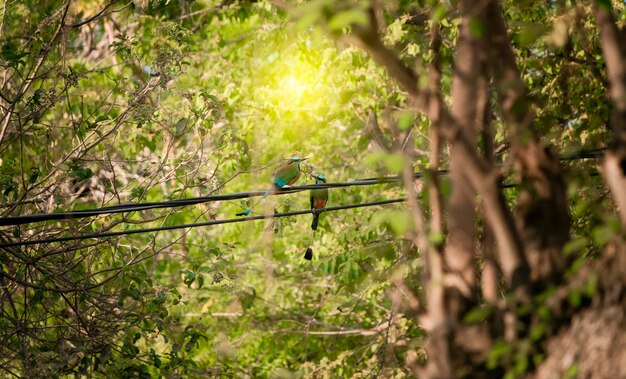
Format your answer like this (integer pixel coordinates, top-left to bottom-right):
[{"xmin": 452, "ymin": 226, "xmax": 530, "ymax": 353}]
[
  {"xmin": 0, "ymin": 172, "xmax": 435, "ymax": 227},
  {"xmin": 0, "ymin": 149, "xmax": 606, "ymax": 247},
  {"xmin": 559, "ymin": 148, "xmax": 606, "ymax": 160},
  {"xmin": 0, "ymin": 198, "xmax": 405, "ymax": 248},
  {"xmin": 0, "ymin": 148, "xmax": 605, "ymax": 227}
]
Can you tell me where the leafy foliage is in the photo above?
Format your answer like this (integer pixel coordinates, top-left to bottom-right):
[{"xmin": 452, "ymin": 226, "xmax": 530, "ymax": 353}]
[{"xmin": 1, "ymin": 0, "xmax": 625, "ymax": 378}]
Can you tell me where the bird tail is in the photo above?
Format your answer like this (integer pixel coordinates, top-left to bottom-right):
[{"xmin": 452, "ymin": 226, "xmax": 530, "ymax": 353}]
[
  {"xmin": 311, "ymin": 213, "xmax": 319, "ymax": 230},
  {"xmin": 304, "ymin": 247, "xmax": 313, "ymax": 260},
  {"xmin": 258, "ymin": 190, "xmax": 270, "ymax": 204},
  {"xmin": 236, "ymin": 190, "xmax": 270, "ymax": 216},
  {"xmin": 304, "ymin": 224, "xmax": 316, "ymax": 261}
]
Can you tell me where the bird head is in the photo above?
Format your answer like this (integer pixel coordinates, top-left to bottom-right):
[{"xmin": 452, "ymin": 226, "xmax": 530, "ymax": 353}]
[
  {"xmin": 313, "ymin": 173, "xmax": 327, "ymax": 183},
  {"xmin": 286, "ymin": 152, "xmax": 308, "ymax": 162}
]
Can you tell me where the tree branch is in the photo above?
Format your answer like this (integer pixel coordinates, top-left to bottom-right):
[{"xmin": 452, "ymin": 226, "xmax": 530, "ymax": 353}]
[
  {"xmin": 446, "ymin": 0, "xmax": 481, "ymax": 305},
  {"xmin": 592, "ymin": 0, "xmax": 626, "ymax": 145},
  {"xmin": 349, "ymin": 2, "xmax": 530, "ymax": 296},
  {"xmin": 484, "ymin": 0, "xmax": 570, "ymax": 285}
]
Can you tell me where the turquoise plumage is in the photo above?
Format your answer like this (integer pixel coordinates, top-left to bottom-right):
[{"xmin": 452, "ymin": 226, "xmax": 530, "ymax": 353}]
[{"xmin": 236, "ymin": 154, "xmax": 307, "ymax": 216}]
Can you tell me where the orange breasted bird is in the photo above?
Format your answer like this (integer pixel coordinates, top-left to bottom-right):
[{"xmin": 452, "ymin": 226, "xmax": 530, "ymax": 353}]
[
  {"xmin": 310, "ymin": 173, "xmax": 328, "ymax": 231},
  {"xmin": 304, "ymin": 173, "xmax": 328, "ymax": 261}
]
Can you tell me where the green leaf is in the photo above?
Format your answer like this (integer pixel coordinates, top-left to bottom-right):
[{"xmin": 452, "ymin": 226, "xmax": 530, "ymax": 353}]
[
  {"xmin": 585, "ymin": 274, "xmax": 597, "ymax": 297},
  {"xmin": 95, "ymin": 113, "xmax": 110, "ymax": 122},
  {"xmin": 432, "ymin": 5, "xmax": 446, "ymax": 23},
  {"xmin": 537, "ymin": 305, "xmax": 551, "ymax": 321},
  {"xmin": 373, "ymin": 210, "xmax": 414, "ymax": 236},
  {"xmin": 364, "ymin": 151, "xmax": 386, "ymax": 167},
  {"xmin": 564, "ymin": 363, "xmax": 579, "ymax": 379},
  {"xmin": 567, "ymin": 289, "xmax": 582, "ymax": 308},
  {"xmin": 183, "ymin": 270, "xmax": 196, "ymax": 288},
  {"xmin": 0, "ymin": 42, "xmax": 29, "ymax": 67},
  {"xmin": 592, "ymin": 224, "xmax": 615, "ymax": 246},
  {"xmin": 428, "ymin": 231, "xmax": 445, "ymax": 247},
  {"xmin": 530, "ymin": 323, "xmax": 545, "ymax": 341},
  {"xmin": 197, "ymin": 274, "xmax": 204, "ymax": 289},
  {"xmin": 518, "ymin": 23, "xmax": 547, "ymax": 47},
  {"xmin": 397, "ymin": 111, "xmax": 416, "ymax": 131},
  {"xmin": 28, "ymin": 167, "xmax": 40, "ymax": 184},
  {"xmin": 175, "ymin": 117, "xmax": 189, "ymax": 135},
  {"xmin": 128, "ymin": 287, "xmax": 141, "ymax": 300},
  {"xmin": 463, "ymin": 306, "xmax": 492, "ymax": 324},
  {"xmin": 327, "ymin": 9, "xmax": 369, "ymax": 31},
  {"xmin": 406, "ymin": 43, "xmax": 419, "ymax": 57},
  {"xmin": 131, "ymin": 187, "xmax": 145, "ymax": 199},
  {"xmin": 468, "ymin": 18, "xmax": 485, "ymax": 38},
  {"xmin": 150, "ymin": 348, "xmax": 161, "ymax": 368},
  {"xmin": 382, "ymin": 153, "xmax": 404, "ymax": 173},
  {"xmin": 294, "ymin": 0, "xmax": 333, "ymax": 29},
  {"xmin": 487, "ymin": 340, "xmax": 511, "ymax": 369},
  {"xmin": 71, "ymin": 167, "xmax": 93, "ymax": 181},
  {"xmin": 563, "ymin": 237, "xmax": 587, "ymax": 256}
]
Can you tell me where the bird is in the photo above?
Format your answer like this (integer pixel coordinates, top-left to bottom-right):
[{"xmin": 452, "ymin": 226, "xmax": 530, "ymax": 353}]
[
  {"xmin": 304, "ymin": 173, "xmax": 328, "ymax": 261},
  {"xmin": 310, "ymin": 173, "xmax": 328, "ymax": 231},
  {"xmin": 236, "ymin": 153, "xmax": 307, "ymax": 216}
]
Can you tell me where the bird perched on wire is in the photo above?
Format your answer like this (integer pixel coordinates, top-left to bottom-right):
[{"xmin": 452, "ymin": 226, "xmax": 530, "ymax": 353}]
[
  {"xmin": 310, "ymin": 173, "xmax": 328, "ymax": 231},
  {"xmin": 236, "ymin": 153, "xmax": 308, "ymax": 216},
  {"xmin": 304, "ymin": 172, "xmax": 328, "ymax": 260}
]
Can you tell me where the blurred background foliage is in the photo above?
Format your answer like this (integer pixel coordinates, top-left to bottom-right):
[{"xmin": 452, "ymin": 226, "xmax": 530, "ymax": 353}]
[{"xmin": 0, "ymin": 0, "xmax": 623, "ymax": 377}]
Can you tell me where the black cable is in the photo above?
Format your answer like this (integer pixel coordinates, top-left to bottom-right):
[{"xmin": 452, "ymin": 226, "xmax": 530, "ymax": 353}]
[
  {"xmin": 560, "ymin": 147, "xmax": 607, "ymax": 160},
  {"xmin": 0, "ymin": 148, "xmax": 606, "ymax": 227},
  {"xmin": 0, "ymin": 198, "xmax": 406, "ymax": 248},
  {"xmin": 0, "ymin": 172, "xmax": 437, "ymax": 227}
]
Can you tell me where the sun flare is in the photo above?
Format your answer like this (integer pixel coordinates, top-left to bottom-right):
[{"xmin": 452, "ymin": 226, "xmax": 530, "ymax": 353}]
[
  {"xmin": 253, "ymin": 38, "xmax": 335, "ymax": 117},
  {"xmin": 280, "ymin": 74, "xmax": 311, "ymax": 103}
]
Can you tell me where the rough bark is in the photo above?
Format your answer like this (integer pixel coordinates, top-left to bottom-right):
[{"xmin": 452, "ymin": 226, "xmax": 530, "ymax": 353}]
[
  {"xmin": 483, "ymin": 0, "xmax": 571, "ymax": 286},
  {"xmin": 477, "ymin": 64, "xmax": 500, "ymax": 306},
  {"xmin": 447, "ymin": 0, "xmax": 480, "ymax": 311},
  {"xmin": 351, "ymin": 1, "xmax": 626, "ymax": 378},
  {"xmin": 443, "ymin": 0, "xmax": 496, "ymax": 372},
  {"xmin": 419, "ymin": 24, "xmax": 453, "ymax": 379},
  {"xmin": 350, "ymin": 6, "xmax": 530, "ymax": 297},
  {"xmin": 534, "ymin": 241, "xmax": 626, "ymax": 379}
]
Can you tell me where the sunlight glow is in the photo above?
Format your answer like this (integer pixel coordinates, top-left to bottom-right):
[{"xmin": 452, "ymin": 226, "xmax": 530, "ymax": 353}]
[
  {"xmin": 263, "ymin": 62, "xmax": 328, "ymax": 113},
  {"xmin": 279, "ymin": 74, "xmax": 313, "ymax": 104},
  {"xmin": 253, "ymin": 37, "xmax": 335, "ymax": 118}
]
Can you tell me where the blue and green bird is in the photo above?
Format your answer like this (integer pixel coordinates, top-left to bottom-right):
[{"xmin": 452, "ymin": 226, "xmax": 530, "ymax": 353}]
[
  {"xmin": 304, "ymin": 173, "xmax": 329, "ymax": 260},
  {"xmin": 236, "ymin": 153, "xmax": 307, "ymax": 216}
]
